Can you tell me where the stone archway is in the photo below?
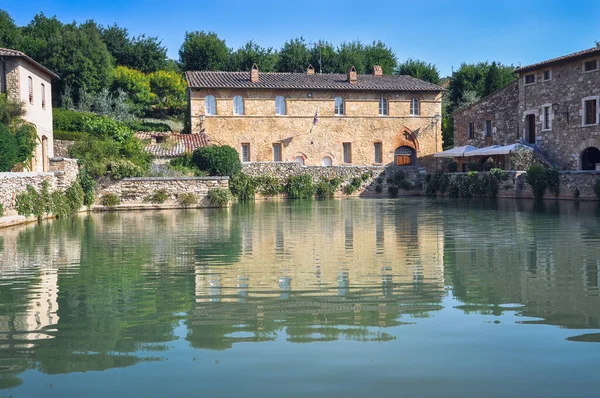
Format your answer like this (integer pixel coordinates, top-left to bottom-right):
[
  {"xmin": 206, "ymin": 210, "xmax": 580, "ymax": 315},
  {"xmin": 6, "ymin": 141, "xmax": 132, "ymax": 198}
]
[
  {"xmin": 293, "ymin": 152, "xmax": 307, "ymax": 165},
  {"xmin": 577, "ymin": 138, "xmax": 600, "ymax": 169},
  {"xmin": 581, "ymin": 147, "xmax": 600, "ymax": 170}
]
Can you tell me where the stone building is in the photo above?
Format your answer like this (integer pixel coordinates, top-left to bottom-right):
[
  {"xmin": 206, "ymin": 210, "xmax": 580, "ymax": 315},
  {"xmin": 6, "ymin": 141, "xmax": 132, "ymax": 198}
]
[
  {"xmin": 186, "ymin": 65, "xmax": 443, "ymax": 168},
  {"xmin": 454, "ymin": 46, "xmax": 600, "ymax": 170},
  {"xmin": 0, "ymin": 48, "xmax": 59, "ymax": 172}
]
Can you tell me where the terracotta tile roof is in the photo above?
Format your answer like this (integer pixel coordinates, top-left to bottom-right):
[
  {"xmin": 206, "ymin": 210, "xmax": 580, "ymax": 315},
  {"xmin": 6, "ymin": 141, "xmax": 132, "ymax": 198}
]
[
  {"xmin": 515, "ymin": 46, "xmax": 600, "ymax": 73},
  {"xmin": 185, "ymin": 71, "xmax": 444, "ymax": 92},
  {"xmin": 0, "ymin": 47, "xmax": 60, "ymax": 79},
  {"xmin": 135, "ymin": 132, "xmax": 210, "ymax": 158}
]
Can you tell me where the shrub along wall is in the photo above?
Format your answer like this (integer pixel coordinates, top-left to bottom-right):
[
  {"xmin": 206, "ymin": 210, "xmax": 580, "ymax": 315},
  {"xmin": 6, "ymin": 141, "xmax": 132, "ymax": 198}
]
[
  {"xmin": 241, "ymin": 162, "xmax": 424, "ymax": 197},
  {"xmin": 96, "ymin": 176, "xmax": 230, "ymax": 208}
]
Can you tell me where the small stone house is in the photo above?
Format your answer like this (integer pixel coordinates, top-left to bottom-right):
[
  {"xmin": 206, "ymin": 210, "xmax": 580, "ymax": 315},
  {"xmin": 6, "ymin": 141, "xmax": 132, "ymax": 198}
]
[
  {"xmin": 135, "ymin": 131, "xmax": 210, "ymax": 164},
  {"xmin": 0, "ymin": 48, "xmax": 59, "ymax": 172},
  {"xmin": 185, "ymin": 65, "xmax": 443, "ymax": 169},
  {"xmin": 454, "ymin": 46, "xmax": 600, "ymax": 170}
]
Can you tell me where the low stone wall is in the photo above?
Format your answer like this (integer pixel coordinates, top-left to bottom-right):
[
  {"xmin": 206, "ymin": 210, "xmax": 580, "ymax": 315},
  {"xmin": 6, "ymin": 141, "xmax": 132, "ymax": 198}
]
[
  {"xmin": 53, "ymin": 140, "xmax": 75, "ymax": 158},
  {"xmin": 0, "ymin": 172, "xmax": 56, "ymax": 215},
  {"xmin": 242, "ymin": 162, "xmax": 424, "ymax": 196},
  {"xmin": 49, "ymin": 157, "xmax": 79, "ymax": 189},
  {"xmin": 96, "ymin": 176, "xmax": 230, "ymax": 207}
]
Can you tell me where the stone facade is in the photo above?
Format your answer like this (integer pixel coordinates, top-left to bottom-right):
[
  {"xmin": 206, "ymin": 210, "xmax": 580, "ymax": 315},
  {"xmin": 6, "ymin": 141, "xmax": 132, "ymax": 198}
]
[
  {"xmin": 188, "ymin": 70, "xmax": 443, "ymax": 170},
  {"xmin": 453, "ymin": 46, "xmax": 600, "ymax": 170},
  {"xmin": 96, "ymin": 177, "xmax": 229, "ymax": 207}
]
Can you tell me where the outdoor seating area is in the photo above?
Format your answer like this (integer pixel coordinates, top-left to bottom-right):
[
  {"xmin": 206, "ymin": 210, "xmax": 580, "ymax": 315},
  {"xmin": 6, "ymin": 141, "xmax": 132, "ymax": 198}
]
[{"xmin": 434, "ymin": 143, "xmax": 533, "ymax": 171}]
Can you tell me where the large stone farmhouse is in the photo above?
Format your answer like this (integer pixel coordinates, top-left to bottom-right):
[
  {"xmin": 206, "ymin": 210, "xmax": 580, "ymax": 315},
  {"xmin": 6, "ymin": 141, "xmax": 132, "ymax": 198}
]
[
  {"xmin": 454, "ymin": 46, "xmax": 600, "ymax": 170},
  {"xmin": 185, "ymin": 65, "xmax": 443, "ymax": 168},
  {"xmin": 0, "ymin": 48, "xmax": 59, "ymax": 172}
]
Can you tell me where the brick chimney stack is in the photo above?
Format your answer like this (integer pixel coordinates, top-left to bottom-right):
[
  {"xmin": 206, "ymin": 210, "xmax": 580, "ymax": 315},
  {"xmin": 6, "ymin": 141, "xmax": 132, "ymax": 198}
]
[
  {"xmin": 307, "ymin": 64, "xmax": 315, "ymax": 75},
  {"xmin": 348, "ymin": 66, "xmax": 357, "ymax": 84},
  {"xmin": 373, "ymin": 65, "xmax": 382, "ymax": 76},
  {"xmin": 250, "ymin": 63, "xmax": 259, "ymax": 83}
]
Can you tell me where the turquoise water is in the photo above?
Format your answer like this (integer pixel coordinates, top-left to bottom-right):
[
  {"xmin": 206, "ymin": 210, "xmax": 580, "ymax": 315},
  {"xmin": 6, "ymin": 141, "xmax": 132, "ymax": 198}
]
[{"xmin": 1, "ymin": 198, "xmax": 600, "ymax": 397}]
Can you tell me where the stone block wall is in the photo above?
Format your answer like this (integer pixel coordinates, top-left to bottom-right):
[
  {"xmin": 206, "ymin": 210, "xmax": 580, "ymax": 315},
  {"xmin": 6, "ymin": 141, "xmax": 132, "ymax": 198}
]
[
  {"xmin": 0, "ymin": 173, "xmax": 56, "ymax": 215},
  {"xmin": 53, "ymin": 140, "xmax": 74, "ymax": 158},
  {"xmin": 96, "ymin": 177, "xmax": 229, "ymax": 207},
  {"xmin": 48, "ymin": 158, "xmax": 78, "ymax": 189},
  {"xmin": 242, "ymin": 162, "xmax": 424, "ymax": 196}
]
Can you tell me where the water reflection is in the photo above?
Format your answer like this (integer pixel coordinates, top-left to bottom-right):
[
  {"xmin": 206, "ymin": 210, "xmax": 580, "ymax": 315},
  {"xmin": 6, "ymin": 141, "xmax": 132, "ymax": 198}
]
[{"xmin": 0, "ymin": 199, "xmax": 600, "ymax": 395}]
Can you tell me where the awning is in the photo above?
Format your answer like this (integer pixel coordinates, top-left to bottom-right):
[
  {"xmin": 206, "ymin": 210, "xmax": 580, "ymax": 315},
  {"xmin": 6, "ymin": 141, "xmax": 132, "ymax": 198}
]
[
  {"xmin": 433, "ymin": 145, "xmax": 479, "ymax": 158},
  {"xmin": 464, "ymin": 145, "xmax": 501, "ymax": 157},
  {"xmin": 480, "ymin": 143, "xmax": 533, "ymax": 156}
]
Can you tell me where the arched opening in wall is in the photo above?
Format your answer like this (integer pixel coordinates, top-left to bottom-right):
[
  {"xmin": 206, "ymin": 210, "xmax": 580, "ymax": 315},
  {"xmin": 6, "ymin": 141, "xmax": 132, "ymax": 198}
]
[
  {"xmin": 322, "ymin": 156, "xmax": 332, "ymax": 167},
  {"xmin": 581, "ymin": 147, "xmax": 600, "ymax": 170},
  {"xmin": 42, "ymin": 136, "xmax": 48, "ymax": 172},
  {"xmin": 293, "ymin": 153, "xmax": 306, "ymax": 165},
  {"xmin": 394, "ymin": 146, "xmax": 416, "ymax": 166}
]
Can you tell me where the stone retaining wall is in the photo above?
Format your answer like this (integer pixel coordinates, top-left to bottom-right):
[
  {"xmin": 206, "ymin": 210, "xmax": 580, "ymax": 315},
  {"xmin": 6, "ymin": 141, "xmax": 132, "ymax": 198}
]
[
  {"xmin": 242, "ymin": 162, "xmax": 424, "ymax": 196},
  {"xmin": 96, "ymin": 177, "xmax": 230, "ymax": 207},
  {"xmin": 53, "ymin": 140, "xmax": 75, "ymax": 158},
  {"xmin": 0, "ymin": 173, "xmax": 56, "ymax": 215}
]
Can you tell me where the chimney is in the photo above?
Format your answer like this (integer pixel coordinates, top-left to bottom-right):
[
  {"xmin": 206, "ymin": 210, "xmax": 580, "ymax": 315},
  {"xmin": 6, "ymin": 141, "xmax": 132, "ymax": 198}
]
[
  {"xmin": 348, "ymin": 66, "xmax": 357, "ymax": 84},
  {"xmin": 250, "ymin": 63, "xmax": 259, "ymax": 83},
  {"xmin": 307, "ymin": 64, "xmax": 315, "ymax": 75},
  {"xmin": 373, "ymin": 65, "xmax": 382, "ymax": 76}
]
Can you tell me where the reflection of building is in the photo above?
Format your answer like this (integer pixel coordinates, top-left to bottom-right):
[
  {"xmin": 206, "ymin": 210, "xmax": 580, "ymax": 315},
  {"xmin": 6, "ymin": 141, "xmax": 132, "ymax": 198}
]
[
  {"xmin": 186, "ymin": 65, "xmax": 443, "ymax": 168},
  {"xmin": 1, "ymin": 48, "xmax": 59, "ymax": 172}
]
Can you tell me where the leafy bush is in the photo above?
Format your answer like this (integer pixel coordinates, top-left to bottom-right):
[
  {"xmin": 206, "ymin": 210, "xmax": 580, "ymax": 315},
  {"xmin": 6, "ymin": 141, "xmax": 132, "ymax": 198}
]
[
  {"xmin": 375, "ymin": 184, "xmax": 383, "ymax": 193},
  {"xmin": 425, "ymin": 171, "xmax": 449, "ymax": 196},
  {"xmin": 193, "ymin": 145, "xmax": 242, "ymax": 177},
  {"xmin": 254, "ymin": 176, "xmax": 284, "ymax": 197},
  {"xmin": 525, "ymin": 165, "xmax": 548, "ymax": 200},
  {"xmin": 125, "ymin": 120, "xmax": 171, "ymax": 132},
  {"xmin": 64, "ymin": 182, "xmax": 85, "ymax": 215},
  {"xmin": 77, "ymin": 165, "xmax": 96, "ymax": 207},
  {"xmin": 594, "ymin": 179, "xmax": 600, "ymax": 200},
  {"xmin": 145, "ymin": 189, "xmax": 169, "ymax": 204},
  {"xmin": 468, "ymin": 161, "xmax": 482, "ymax": 172},
  {"xmin": 229, "ymin": 173, "xmax": 255, "ymax": 201},
  {"xmin": 546, "ymin": 167, "xmax": 560, "ymax": 197},
  {"xmin": 178, "ymin": 193, "xmax": 197, "ymax": 207},
  {"xmin": 101, "ymin": 193, "xmax": 121, "ymax": 208},
  {"xmin": 82, "ymin": 115, "xmax": 132, "ymax": 141},
  {"xmin": 489, "ymin": 168, "xmax": 508, "ymax": 181},
  {"xmin": 361, "ymin": 172, "xmax": 371, "ymax": 181},
  {"xmin": 207, "ymin": 188, "xmax": 231, "ymax": 207},
  {"xmin": 511, "ymin": 147, "xmax": 540, "ymax": 170},
  {"xmin": 447, "ymin": 161, "xmax": 458, "ymax": 173},
  {"xmin": 15, "ymin": 181, "xmax": 83, "ymax": 221},
  {"xmin": 0, "ymin": 203, "xmax": 3, "ymax": 217},
  {"xmin": 107, "ymin": 160, "xmax": 146, "ymax": 179},
  {"xmin": 314, "ymin": 177, "xmax": 341, "ymax": 199},
  {"xmin": 53, "ymin": 108, "xmax": 96, "ymax": 132},
  {"xmin": 54, "ymin": 130, "xmax": 89, "ymax": 141},
  {"xmin": 342, "ymin": 177, "xmax": 363, "ymax": 195},
  {"xmin": 0, "ymin": 119, "xmax": 37, "ymax": 172},
  {"xmin": 167, "ymin": 153, "xmax": 206, "ymax": 176},
  {"xmin": 388, "ymin": 186, "xmax": 399, "ymax": 197},
  {"xmin": 286, "ymin": 174, "xmax": 315, "ymax": 199}
]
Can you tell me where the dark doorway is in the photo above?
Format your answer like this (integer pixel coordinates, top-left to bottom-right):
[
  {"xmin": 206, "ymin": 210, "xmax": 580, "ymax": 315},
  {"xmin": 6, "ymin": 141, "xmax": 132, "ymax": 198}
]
[
  {"xmin": 581, "ymin": 147, "xmax": 600, "ymax": 170},
  {"xmin": 394, "ymin": 146, "xmax": 416, "ymax": 166},
  {"xmin": 525, "ymin": 114, "xmax": 536, "ymax": 144}
]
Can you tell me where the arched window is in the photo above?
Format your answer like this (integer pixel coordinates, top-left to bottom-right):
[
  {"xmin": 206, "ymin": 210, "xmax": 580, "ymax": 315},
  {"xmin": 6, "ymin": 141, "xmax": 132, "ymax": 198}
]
[
  {"xmin": 379, "ymin": 98, "xmax": 388, "ymax": 116},
  {"xmin": 205, "ymin": 95, "xmax": 216, "ymax": 115},
  {"xmin": 410, "ymin": 98, "xmax": 420, "ymax": 116},
  {"xmin": 233, "ymin": 96, "xmax": 244, "ymax": 115},
  {"xmin": 322, "ymin": 156, "xmax": 332, "ymax": 167},
  {"xmin": 334, "ymin": 96, "xmax": 344, "ymax": 116},
  {"xmin": 275, "ymin": 96, "xmax": 286, "ymax": 115}
]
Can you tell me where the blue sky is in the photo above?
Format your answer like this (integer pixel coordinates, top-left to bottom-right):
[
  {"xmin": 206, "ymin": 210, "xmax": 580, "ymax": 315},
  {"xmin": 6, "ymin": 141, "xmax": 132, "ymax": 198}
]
[{"xmin": 4, "ymin": 0, "xmax": 600, "ymax": 76}]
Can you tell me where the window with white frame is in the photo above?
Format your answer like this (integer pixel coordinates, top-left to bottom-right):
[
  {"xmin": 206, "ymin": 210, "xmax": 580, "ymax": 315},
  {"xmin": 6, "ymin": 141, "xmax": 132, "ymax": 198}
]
[
  {"xmin": 241, "ymin": 143, "xmax": 250, "ymax": 162},
  {"xmin": 205, "ymin": 95, "xmax": 216, "ymax": 115},
  {"xmin": 334, "ymin": 97, "xmax": 344, "ymax": 115},
  {"xmin": 584, "ymin": 59, "xmax": 598, "ymax": 72},
  {"xmin": 275, "ymin": 96, "xmax": 286, "ymax": 115},
  {"xmin": 542, "ymin": 104, "xmax": 552, "ymax": 130},
  {"xmin": 543, "ymin": 70, "xmax": 551, "ymax": 81},
  {"xmin": 525, "ymin": 74, "xmax": 536, "ymax": 84},
  {"xmin": 28, "ymin": 76, "xmax": 33, "ymax": 104},
  {"xmin": 583, "ymin": 96, "xmax": 599, "ymax": 126},
  {"xmin": 233, "ymin": 96, "xmax": 244, "ymax": 115},
  {"xmin": 379, "ymin": 98, "xmax": 388, "ymax": 116},
  {"xmin": 468, "ymin": 122, "xmax": 475, "ymax": 139},
  {"xmin": 410, "ymin": 98, "xmax": 420, "ymax": 116}
]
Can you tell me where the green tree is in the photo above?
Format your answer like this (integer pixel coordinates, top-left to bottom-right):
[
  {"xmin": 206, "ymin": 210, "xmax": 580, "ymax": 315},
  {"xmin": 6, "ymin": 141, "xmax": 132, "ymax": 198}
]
[
  {"xmin": 276, "ymin": 37, "xmax": 310, "ymax": 73},
  {"xmin": 110, "ymin": 65, "xmax": 155, "ymax": 115},
  {"xmin": 0, "ymin": 9, "xmax": 21, "ymax": 48},
  {"xmin": 395, "ymin": 58, "xmax": 440, "ymax": 84},
  {"xmin": 179, "ymin": 31, "xmax": 230, "ymax": 71},
  {"xmin": 309, "ymin": 41, "xmax": 337, "ymax": 74},
  {"xmin": 0, "ymin": 123, "xmax": 17, "ymax": 171},
  {"xmin": 101, "ymin": 24, "xmax": 168, "ymax": 73},
  {"xmin": 336, "ymin": 40, "xmax": 366, "ymax": 74},
  {"xmin": 364, "ymin": 40, "xmax": 397, "ymax": 75},
  {"xmin": 148, "ymin": 70, "xmax": 187, "ymax": 116},
  {"xmin": 229, "ymin": 40, "xmax": 278, "ymax": 72}
]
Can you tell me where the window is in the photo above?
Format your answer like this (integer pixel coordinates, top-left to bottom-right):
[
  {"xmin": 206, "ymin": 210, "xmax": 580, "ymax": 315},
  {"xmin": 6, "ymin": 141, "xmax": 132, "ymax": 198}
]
[
  {"xmin": 584, "ymin": 60, "xmax": 598, "ymax": 72},
  {"xmin": 374, "ymin": 142, "xmax": 383, "ymax": 163},
  {"xmin": 233, "ymin": 96, "xmax": 244, "ymax": 115},
  {"xmin": 484, "ymin": 120, "xmax": 492, "ymax": 137},
  {"xmin": 273, "ymin": 143, "xmax": 282, "ymax": 162},
  {"xmin": 583, "ymin": 97, "xmax": 598, "ymax": 126},
  {"xmin": 468, "ymin": 122, "xmax": 475, "ymax": 139},
  {"xmin": 41, "ymin": 83, "xmax": 46, "ymax": 109},
  {"xmin": 28, "ymin": 76, "xmax": 33, "ymax": 104},
  {"xmin": 334, "ymin": 97, "xmax": 344, "ymax": 115},
  {"xmin": 343, "ymin": 142, "xmax": 352, "ymax": 163},
  {"xmin": 378, "ymin": 98, "xmax": 388, "ymax": 116},
  {"xmin": 241, "ymin": 143, "xmax": 250, "ymax": 162},
  {"xmin": 525, "ymin": 74, "xmax": 535, "ymax": 84},
  {"xmin": 410, "ymin": 98, "xmax": 420, "ymax": 115},
  {"xmin": 543, "ymin": 70, "xmax": 551, "ymax": 81},
  {"xmin": 542, "ymin": 105, "xmax": 552, "ymax": 130},
  {"xmin": 205, "ymin": 95, "xmax": 216, "ymax": 115},
  {"xmin": 275, "ymin": 96, "xmax": 286, "ymax": 115}
]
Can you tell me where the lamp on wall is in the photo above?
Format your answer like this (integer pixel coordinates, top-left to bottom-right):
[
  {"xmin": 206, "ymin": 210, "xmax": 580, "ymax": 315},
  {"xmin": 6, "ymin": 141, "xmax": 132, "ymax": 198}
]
[
  {"xmin": 552, "ymin": 103, "xmax": 569, "ymax": 122},
  {"xmin": 198, "ymin": 114, "xmax": 206, "ymax": 131}
]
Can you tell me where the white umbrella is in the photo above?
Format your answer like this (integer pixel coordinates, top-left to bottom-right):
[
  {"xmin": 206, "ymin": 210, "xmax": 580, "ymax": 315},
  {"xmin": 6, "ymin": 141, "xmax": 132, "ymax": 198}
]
[
  {"xmin": 464, "ymin": 145, "xmax": 501, "ymax": 157},
  {"xmin": 482, "ymin": 143, "xmax": 533, "ymax": 156},
  {"xmin": 433, "ymin": 145, "xmax": 479, "ymax": 158}
]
